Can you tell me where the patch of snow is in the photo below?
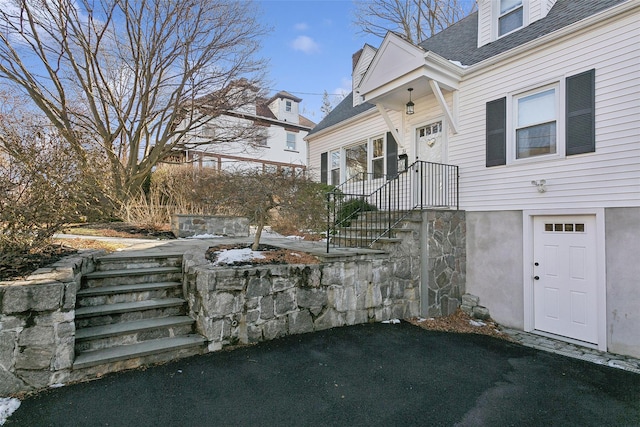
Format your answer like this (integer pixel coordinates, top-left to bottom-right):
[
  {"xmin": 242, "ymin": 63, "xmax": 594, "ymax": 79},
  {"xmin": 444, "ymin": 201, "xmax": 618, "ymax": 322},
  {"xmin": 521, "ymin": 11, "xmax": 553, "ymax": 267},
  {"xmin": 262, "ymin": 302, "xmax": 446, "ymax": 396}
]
[
  {"xmin": 285, "ymin": 235, "xmax": 304, "ymax": 240},
  {"xmin": 382, "ymin": 319, "xmax": 401, "ymax": 324},
  {"xmin": 49, "ymin": 383, "xmax": 65, "ymax": 388},
  {"xmin": 0, "ymin": 397, "xmax": 21, "ymax": 425},
  {"xmin": 469, "ymin": 320, "xmax": 486, "ymax": 327},
  {"xmin": 289, "ymin": 252, "xmax": 301, "ymax": 257},
  {"xmin": 186, "ymin": 233, "xmax": 224, "ymax": 239},
  {"xmin": 416, "ymin": 317, "xmax": 427, "ymax": 323},
  {"xmin": 213, "ymin": 248, "xmax": 265, "ymax": 266},
  {"xmin": 251, "ymin": 226, "xmax": 283, "ymax": 238},
  {"xmin": 449, "ymin": 60, "xmax": 469, "ymax": 68}
]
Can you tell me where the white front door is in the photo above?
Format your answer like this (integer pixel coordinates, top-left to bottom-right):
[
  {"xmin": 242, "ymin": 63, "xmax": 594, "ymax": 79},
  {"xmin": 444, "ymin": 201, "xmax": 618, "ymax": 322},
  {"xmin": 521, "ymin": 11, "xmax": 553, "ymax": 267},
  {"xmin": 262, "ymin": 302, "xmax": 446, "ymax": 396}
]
[
  {"xmin": 533, "ymin": 215, "xmax": 598, "ymax": 344},
  {"xmin": 414, "ymin": 121, "xmax": 445, "ymax": 207},
  {"xmin": 415, "ymin": 121, "xmax": 443, "ymax": 163}
]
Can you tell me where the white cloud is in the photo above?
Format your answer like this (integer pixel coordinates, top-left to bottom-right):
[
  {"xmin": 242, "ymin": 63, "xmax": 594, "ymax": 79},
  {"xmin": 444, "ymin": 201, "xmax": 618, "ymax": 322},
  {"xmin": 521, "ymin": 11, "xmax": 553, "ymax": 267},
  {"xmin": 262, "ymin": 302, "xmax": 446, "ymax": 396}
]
[
  {"xmin": 333, "ymin": 77, "xmax": 352, "ymax": 98},
  {"xmin": 290, "ymin": 35, "xmax": 320, "ymax": 54},
  {"xmin": 294, "ymin": 22, "xmax": 309, "ymax": 31}
]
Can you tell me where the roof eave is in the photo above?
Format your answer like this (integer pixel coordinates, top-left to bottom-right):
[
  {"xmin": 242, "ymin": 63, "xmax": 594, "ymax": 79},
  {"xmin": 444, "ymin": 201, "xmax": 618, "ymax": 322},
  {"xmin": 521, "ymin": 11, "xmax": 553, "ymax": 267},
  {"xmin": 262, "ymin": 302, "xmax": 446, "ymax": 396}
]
[{"xmin": 305, "ymin": 107, "xmax": 377, "ymax": 141}]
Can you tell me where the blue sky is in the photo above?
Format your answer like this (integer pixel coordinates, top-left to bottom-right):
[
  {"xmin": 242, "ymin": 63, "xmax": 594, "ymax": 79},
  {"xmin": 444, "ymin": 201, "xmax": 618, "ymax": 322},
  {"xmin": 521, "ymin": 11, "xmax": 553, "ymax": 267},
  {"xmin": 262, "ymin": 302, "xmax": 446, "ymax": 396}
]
[{"xmin": 256, "ymin": 1, "xmax": 380, "ymax": 122}]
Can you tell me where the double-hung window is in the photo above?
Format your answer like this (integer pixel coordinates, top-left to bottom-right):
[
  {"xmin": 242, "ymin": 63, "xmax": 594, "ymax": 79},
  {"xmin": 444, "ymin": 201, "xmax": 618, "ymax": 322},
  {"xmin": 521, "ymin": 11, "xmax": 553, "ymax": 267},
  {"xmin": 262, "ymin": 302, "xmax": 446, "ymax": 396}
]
[
  {"xmin": 498, "ymin": 0, "xmax": 523, "ymax": 37},
  {"xmin": 345, "ymin": 142, "xmax": 368, "ymax": 181},
  {"xmin": 485, "ymin": 69, "xmax": 595, "ymax": 167},
  {"xmin": 286, "ymin": 132, "xmax": 296, "ymax": 151},
  {"xmin": 330, "ymin": 150, "xmax": 340, "ymax": 184},
  {"xmin": 371, "ymin": 136, "xmax": 385, "ymax": 179},
  {"xmin": 514, "ymin": 86, "xmax": 557, "ymax": 159},
  {"xmin": 285, "ymin": 100, "xmax": 292, "ymax": 112}
]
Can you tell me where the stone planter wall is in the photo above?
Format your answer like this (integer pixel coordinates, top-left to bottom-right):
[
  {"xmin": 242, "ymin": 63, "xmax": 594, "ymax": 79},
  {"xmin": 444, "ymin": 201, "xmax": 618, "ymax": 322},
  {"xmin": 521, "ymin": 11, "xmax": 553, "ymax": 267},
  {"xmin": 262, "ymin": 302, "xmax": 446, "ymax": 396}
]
[
  {"xmin": 171, "ymin": 215, "xmax": 250, "ymax": 238},
  {"xmin": 0, "ymin": 251, "xmax": 102, "ymax": 395},
  {"xmin": 183, "ymin": 254, "xmax": 421, "ymax": 351}
]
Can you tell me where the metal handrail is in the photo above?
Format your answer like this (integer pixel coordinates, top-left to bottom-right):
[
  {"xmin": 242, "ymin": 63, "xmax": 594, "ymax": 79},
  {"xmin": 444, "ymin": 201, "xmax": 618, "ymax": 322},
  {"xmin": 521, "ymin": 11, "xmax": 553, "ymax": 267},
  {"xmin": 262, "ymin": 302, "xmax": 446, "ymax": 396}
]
[{"xmin": 326, "ymin": 160, "xmax": 459, "ymax": 252}]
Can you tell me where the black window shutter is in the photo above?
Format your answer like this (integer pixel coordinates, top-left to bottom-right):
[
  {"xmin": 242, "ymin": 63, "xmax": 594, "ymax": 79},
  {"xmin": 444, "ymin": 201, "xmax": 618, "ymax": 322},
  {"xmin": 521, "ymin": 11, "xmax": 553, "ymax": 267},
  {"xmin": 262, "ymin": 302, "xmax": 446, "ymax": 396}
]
[
  {"xmin": 486, "ymin": 97, "xmax": 507, "ymax": 167},
  {"xmin": 386, "ymin": 132, "xmax": 398, "ymax": 179},
  {"xmin": 320, "ymin": 152, "xmax": 328, "ymax": 184},
  {"xmin": 566, "ymin": 69, "xmax": 595, "ymax": 156}
]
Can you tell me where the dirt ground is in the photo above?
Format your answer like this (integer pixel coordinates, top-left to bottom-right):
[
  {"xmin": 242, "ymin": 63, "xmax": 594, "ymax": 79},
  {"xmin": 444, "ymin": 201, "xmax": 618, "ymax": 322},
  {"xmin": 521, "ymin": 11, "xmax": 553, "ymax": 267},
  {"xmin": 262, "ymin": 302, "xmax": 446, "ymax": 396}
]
[
  {"xmin": 0, "ymin": 223, "xmax": 155, "ymax": 281},
  {"xmin": 408, "ymin": 310, "xmax": 514, "ymax": 341},
  {"xmin": 205, "ymin": 243, "xmax": 320, "ymax": 266}
]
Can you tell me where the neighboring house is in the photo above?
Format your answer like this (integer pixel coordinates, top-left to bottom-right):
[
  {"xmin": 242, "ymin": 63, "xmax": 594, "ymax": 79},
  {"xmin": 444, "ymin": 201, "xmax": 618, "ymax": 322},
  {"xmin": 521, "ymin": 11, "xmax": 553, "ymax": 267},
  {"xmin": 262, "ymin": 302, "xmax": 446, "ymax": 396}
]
[
  {"xmin": 174, "ymin": 90, "xmax": 315, "ymax": 175},
  {"xmin": 306, "ymin": 0, "xmax": 640, "ymax": 358}
]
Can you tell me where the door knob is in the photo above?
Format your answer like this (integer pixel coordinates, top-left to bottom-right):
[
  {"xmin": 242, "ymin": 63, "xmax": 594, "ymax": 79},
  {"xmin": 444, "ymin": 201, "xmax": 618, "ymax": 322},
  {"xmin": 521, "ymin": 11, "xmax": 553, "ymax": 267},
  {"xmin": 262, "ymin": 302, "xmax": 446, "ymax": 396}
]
[{"xmin": 534, "ymin": 276, "xmax": 540, "ymax": 280}]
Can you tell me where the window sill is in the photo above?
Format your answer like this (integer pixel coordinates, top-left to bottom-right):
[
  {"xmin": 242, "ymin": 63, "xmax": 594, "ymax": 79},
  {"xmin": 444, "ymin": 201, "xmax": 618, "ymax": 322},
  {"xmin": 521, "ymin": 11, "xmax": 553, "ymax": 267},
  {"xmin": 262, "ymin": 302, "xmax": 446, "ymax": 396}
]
[{"xmin": 284, "ymin": 149, "xmax": 299, "ymax": 153}]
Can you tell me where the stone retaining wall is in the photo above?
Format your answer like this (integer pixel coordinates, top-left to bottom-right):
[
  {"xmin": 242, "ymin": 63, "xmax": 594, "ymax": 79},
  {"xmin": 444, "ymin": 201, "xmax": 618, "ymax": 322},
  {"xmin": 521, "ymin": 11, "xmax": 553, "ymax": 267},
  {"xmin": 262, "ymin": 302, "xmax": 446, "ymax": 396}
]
[
  {"xmin": 0, "ymin": 251, "xmax": 102, "ymax": 395},
  {"xmin": 183, "ymin": 256, "xmax": 420, "ymax": 351},
  {"xmin": 171, "ymin": 215, "xmax": 250, "ymax": 238}
]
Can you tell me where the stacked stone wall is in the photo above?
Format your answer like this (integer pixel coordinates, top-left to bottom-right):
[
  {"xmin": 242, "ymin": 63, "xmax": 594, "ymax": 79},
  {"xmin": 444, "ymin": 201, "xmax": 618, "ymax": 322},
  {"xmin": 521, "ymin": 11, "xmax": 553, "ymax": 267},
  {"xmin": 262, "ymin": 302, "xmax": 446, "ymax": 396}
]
[
  {"xmin": 423, "ymin": 210, "xmax": 467, "ymax": 317},
  {"xmin": 171, "ymin": 215, "xmax": 250, "ymax": 238},
  {"xmin": 0, "ymin": 251, "xmax": 102, "ymax": 395},
  {"xmin": 183, "ymin": 253, "xmax": 421, "ymax": 351}
]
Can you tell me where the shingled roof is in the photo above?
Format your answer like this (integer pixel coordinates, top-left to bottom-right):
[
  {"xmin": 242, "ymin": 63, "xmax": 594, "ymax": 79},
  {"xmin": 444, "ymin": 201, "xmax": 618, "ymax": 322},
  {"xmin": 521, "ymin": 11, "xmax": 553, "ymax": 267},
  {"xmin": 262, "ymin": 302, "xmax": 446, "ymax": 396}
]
[
  {"xmin": 307, "ymin": 92, "xmax": 376, "ymax": 135},
  {"xmin": 420, "ymin": 0, "xmax": 628, "ymax": 66},
  {"xmin": 308, "ymin": 0, "xmax": 628, "ymax": 137}
]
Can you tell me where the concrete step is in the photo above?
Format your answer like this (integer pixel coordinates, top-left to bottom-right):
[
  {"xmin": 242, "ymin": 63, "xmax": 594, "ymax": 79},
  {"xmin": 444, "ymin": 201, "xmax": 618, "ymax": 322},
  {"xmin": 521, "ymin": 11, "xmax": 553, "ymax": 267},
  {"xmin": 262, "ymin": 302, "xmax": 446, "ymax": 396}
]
[
  {"xmin": 77, "ymin": 281, "xmax": 181, "ymax": 297},
  {"xmin": 95, "ymin": 254, "xmax": 184, "ymax": 271},
  {"xmin": 76, "ymin": 298, "xmax": 186, "ymax": 318},
  {"xmin": 73, "ymin": 335, "xmax": 207, "ymax": 370},
  {"xmin": 75, "ymin": 316, "xmax": 196, "ymax": 353},
  {"xmin": 83, "ymin": 266, "xmax": 182, "ymax": 287},
  {"xmin": 76, "ymin": 316, "xmax": 194, "ymax": 341},
  {"xmin": 76, "ymin": 282, "xmax": 183, "ymax": 307}
]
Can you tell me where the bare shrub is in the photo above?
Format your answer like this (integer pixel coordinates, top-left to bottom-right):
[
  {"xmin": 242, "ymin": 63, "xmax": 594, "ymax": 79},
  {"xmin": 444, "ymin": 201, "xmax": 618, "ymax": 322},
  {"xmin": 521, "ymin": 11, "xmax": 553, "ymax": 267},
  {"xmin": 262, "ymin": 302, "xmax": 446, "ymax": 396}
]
[
  {"xmin": 215, "ymin": 170, "xmax": 329, "ymax": 249},
  {"xmin": 123, "ymin": 166, "xmax": 330, "ymax": 243},
  {"xmin": 0, "ymin": 93, "xmax": 113, "ymax": 256}
]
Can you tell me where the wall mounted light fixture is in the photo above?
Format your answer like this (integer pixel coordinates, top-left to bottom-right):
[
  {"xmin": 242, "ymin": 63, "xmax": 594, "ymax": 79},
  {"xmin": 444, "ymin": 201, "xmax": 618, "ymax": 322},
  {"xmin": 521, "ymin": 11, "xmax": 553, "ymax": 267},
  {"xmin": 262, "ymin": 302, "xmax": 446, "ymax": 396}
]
[
  {"xmin": 406, "ymin": 88, "xmax": 415, "ymax": 115},
  {"xmin": 531, "ymin": 179, "xmax": 547, "ymax": 193}
]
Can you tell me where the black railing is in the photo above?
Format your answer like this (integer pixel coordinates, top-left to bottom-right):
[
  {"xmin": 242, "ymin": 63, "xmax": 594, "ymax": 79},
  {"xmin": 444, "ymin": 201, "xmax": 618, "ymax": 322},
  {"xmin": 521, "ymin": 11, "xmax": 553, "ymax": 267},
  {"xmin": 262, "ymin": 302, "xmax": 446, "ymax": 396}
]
[{"xmin": 326, "ymin": 161, "xmax": 459, "ymax": 252}]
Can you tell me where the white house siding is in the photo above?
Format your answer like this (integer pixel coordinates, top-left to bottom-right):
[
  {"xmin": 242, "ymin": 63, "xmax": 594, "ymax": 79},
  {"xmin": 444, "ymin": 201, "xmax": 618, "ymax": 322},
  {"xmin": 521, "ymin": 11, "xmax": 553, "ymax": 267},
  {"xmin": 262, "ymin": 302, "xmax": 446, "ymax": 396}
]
[
  {"xmin": 353, "ymin": 46, "xmax": 377, "ymax": 107},
  {"xmin": 477, "ymin": 0, "xmax": 493, "ymax": 48},
  {"xmin": 451, "ymin": 10, "xmax": 640, "ymax": 212},
  {"xmin": 187, "ymin": 114, "xmax": 308, "ymax": 173},
  {"xmin": 529, "ymin": 0, "xmax": 556, "ymax": 22}
]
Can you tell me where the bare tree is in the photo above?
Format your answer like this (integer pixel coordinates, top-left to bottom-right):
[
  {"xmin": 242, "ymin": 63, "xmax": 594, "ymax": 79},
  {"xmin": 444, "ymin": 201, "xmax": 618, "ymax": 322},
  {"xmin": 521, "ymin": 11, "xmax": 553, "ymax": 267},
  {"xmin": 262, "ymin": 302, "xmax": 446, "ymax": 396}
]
[
  {"xmin": 353, "ymin": 0, "xmax": 476, "ymax": 44},
  {"xmin": 321, "ymin": 90, "xmax": 334, "ymax": 119},
  {"xmin": 0, "ymin": 0, "xmax": 269, "ymax": 205}
]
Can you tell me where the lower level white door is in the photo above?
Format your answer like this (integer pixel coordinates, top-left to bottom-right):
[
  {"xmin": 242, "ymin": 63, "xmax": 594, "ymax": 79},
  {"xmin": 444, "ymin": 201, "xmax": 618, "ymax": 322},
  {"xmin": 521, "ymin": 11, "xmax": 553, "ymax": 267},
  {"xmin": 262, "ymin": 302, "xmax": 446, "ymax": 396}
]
[{"xmin": 533, "ymin": 215, "xmax": 598, "ymax": 344}]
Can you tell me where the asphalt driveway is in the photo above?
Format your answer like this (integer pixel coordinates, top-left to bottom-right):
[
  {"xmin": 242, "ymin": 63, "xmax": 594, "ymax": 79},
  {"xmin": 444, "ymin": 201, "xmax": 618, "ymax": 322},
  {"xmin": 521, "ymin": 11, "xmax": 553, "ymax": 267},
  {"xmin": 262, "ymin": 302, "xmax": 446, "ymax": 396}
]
[{"xmin": 7, "ymin": 322, "xmax": 640, "ymax": 426}]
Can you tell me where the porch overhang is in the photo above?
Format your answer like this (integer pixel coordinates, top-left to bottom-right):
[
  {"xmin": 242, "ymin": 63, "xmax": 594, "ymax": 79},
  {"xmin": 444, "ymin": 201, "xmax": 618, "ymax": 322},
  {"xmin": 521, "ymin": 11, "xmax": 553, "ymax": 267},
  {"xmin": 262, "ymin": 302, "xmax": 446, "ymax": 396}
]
[{"xmin": 357, "ymin": 43, "xmax": 464, "ymax": 134}]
